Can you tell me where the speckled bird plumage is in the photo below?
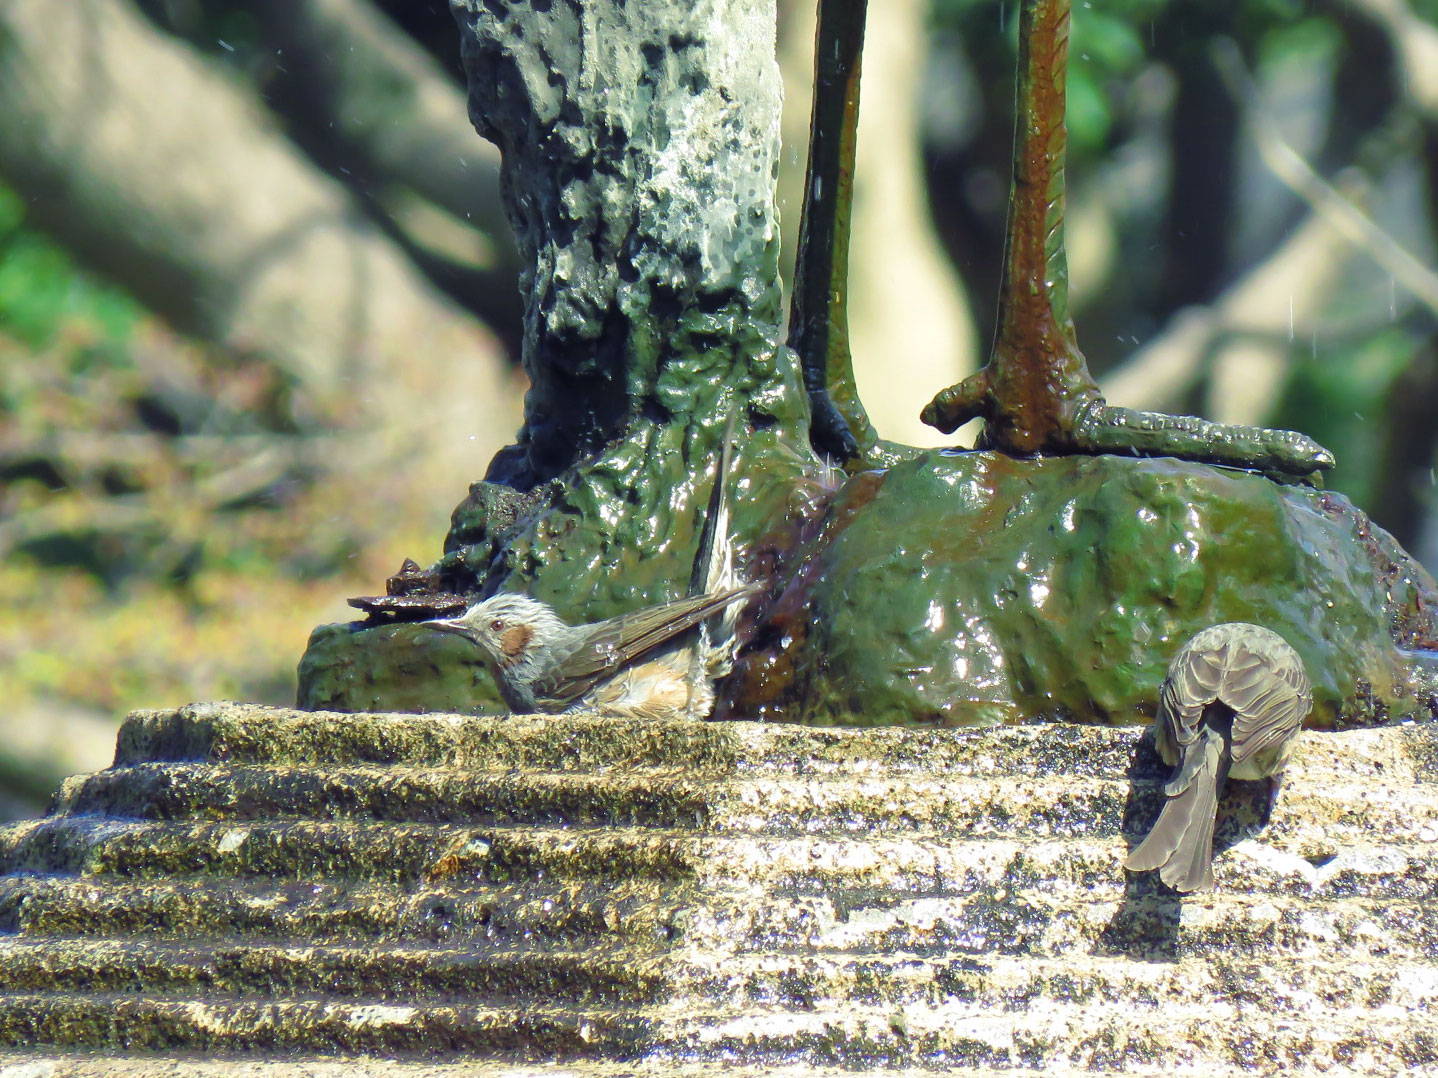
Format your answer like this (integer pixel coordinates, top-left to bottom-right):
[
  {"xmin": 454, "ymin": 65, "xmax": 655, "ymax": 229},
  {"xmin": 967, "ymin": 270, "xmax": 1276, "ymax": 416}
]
[
  {"xmin": 1125, "ymin": 622, "xmax": 1312, "ymax": 892},
  {"xmin": 426, "ymin": 418, "xmax": 752, "ymax": 719},
  {"xmin": 427, "ymin": 584, "xmax": 753, "ymax": 717}
]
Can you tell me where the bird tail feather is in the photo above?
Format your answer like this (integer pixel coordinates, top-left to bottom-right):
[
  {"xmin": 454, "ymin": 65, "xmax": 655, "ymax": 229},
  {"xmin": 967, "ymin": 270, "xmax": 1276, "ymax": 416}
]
[
  {"xmin": 689, "ymin": 410, "xmax": 737, "ymax": 601},
  {"xmin": 687, "ymin": 410, "xmax": 744, "ymax": 711},
  {"xmin": 1125, "ymin": 728, "xmax": 1225, "ymax": 892}
]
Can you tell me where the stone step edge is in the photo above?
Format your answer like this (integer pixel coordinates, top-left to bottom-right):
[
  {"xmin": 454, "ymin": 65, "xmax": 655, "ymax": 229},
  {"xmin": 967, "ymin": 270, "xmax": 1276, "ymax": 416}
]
[
  {"xmin": 114, "ymin": 705, "xmax": 1426, "ymax": 785},
  {"xmin": 0, "ymin": 1053, "xmax": 1265, "ymax": 1078},
  {"xmin": 0, "ymin": 990, "xmax": 1429, "ymax": 1068},
  {"xmin": 5, "ymin": 816, "xmax": 1433, "ymax": 895},
  {"xmin": 0, "ymin": 935, "xmax": 1430, "ymax": 998},
  {"xmin": 0, "ymin": 869, "xmax": 1429, "ymax": 910},
  {"xmin": 3, "ymin": 877, "xmax": 1437, "ymax": 964},
  {"xmin": 0, "ymin": 990, "xmax": 1426, "ymax": 1036},
  {"xmin": 114, "ymin": 705, "xmax": 1146, "ymax": 769},
  {"xmin": 56, "ymin": 762, "xmax": 1435, "ymax": 822}
]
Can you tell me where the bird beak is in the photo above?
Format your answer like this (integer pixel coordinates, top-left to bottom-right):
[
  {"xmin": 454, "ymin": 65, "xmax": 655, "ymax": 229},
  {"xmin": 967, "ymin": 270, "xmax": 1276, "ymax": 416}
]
[{"xmin": 426, "ymin": 618, "xmax": 479, "ymax": 645}]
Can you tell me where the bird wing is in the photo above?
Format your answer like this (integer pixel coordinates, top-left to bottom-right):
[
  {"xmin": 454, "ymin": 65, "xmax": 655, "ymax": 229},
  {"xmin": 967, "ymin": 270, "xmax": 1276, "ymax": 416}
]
[
  {"xmin": 528, "ymin": 585, "xmax": 757, "ymax": 710},
  {"xmin": 1161, "ymin": 624, "xmax": 1310, "ymax": 773},
  {"xmin": 1156, "ymin": 639, "xmax": 1226, "ymax": 760},
  {"xmin": 1218, "ymin": 631, "xmax": 1312, "ymax": 772},
  {"xmin": 689, "ymin": 409, "xmax": 737, "ymax": 600}
]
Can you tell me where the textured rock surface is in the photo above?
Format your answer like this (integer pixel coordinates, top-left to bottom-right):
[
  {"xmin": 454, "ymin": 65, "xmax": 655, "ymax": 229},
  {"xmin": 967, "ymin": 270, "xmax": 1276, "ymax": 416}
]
[
  {"xmin": 298, "ymin": 0, "xmax": 836, "ymax": 712},
  {"xmin": 295, "ymin": 0, "xmax": 1438, "ymax": 732},
  {"xmin": 725, "ymin": 451, "xmax": 1438, "ymax": 727},
  {"xmin": 450, "ymin": 0, "xmax": 807, "ymax": 483},
  {"xmin": 304, "ymin": 449, "xmax": 1438, "ymax": 729},
  {"xmin": 0, "ymin": 702, "xmax": 1435, "ymax": 1075}
]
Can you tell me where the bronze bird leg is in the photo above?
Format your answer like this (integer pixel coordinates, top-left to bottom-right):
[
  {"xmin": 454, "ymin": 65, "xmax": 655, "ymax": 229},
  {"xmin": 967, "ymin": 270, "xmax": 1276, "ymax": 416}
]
[
  {"xmin": 920, "ymin": 0, "xmax": 1334, "ymax": 479},
  {"xmin": 787, "ymin": 0, "xmax": 870, "ymax": 466}
]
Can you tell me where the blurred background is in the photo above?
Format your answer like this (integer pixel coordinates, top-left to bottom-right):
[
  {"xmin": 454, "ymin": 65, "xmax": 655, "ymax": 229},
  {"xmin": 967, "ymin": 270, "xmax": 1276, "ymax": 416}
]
[{"xmin": 1, "ymin": 0, "xmax": 1436, "ymax": 818}]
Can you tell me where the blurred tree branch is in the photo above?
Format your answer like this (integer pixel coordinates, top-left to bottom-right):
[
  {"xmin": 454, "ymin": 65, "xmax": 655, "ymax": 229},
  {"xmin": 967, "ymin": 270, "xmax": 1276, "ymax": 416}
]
[
  {"xmin": 179, "ymin": 0, "xmax": 524, "ymax": 352},
  {"xmin": 1103, "ymin": 202, "xmax": 1351, "ymax": 423},
  {"xmin": 1213, "ymin": 39, "xmax": 1438, "ymax": 319},
  {"xmin": 0, "ymin": 0, "xmax": 516, "ymax": 479},
  {"xmin": 1104, "ymin": 44, "xmax": 1438, "ymax": 427},
  {"xmin": 245, "ymin": 0, "xmax": 510, "ymax": 245},
  {"xmin": 1345, "ymin": 0, "xmax": 1438, "ymax": 119}
]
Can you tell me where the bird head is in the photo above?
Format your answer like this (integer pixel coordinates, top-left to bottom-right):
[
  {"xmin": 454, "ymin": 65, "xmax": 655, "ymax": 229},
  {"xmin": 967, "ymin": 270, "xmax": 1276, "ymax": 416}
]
[{"xmin": 426, "ymin": 593, "xmax": 569, "ymax": 670}]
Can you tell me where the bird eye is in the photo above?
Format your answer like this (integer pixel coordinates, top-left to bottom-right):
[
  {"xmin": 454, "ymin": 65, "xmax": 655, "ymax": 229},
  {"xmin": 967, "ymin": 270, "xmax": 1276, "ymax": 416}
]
[{"xmin": 490, "ymin": 618, "xmax": 504, "ymax": 632}]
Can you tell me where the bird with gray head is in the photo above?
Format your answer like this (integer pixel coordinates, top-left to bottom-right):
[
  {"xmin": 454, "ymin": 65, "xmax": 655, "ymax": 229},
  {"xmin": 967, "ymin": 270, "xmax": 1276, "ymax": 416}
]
[
  {"xmin": 1125, "ymin": 622, "xmax": 1312, "ymax": 892},
  {"xmin": 426, "ymin": 418, "xmax": 754, "ymax": 719}
]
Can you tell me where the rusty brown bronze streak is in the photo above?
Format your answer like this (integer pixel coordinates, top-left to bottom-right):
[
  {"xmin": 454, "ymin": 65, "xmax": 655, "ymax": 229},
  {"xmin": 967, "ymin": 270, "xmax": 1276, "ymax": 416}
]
[{"xmin": 922, "ymin": 0, "xmax": 1333, "ymax": 477}]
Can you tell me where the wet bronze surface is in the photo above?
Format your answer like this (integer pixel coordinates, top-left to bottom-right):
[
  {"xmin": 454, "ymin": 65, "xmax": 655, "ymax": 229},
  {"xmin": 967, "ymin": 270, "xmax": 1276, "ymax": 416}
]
[{"xmin": 302, "ymin": 0, "xmax": 1398, "ymax": 725}]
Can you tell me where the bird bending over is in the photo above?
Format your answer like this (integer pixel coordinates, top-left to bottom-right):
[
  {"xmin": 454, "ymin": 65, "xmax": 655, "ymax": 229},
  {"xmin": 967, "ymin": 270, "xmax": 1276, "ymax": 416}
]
[
  {"xmin": 425, "ymin": 421, "xmax": 752, "ymax": 720},
  {"xmin": 1125, "ymin": 622, "xmax": 1312, "ymax": 892}
]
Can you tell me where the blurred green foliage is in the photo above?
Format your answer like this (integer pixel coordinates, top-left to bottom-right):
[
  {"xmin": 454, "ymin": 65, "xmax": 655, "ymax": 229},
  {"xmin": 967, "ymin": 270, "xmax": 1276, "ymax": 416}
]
[
  {"xmin": 0, "ymin": 176, "xmax": 432, "ymax": 728},
  {"xmin": 930, "ymin": 0, "xmax": 1345, "ymax": 155},
  {"xmin": 0, "ymin": 185, "xmax": 140, "ymax": 350}
]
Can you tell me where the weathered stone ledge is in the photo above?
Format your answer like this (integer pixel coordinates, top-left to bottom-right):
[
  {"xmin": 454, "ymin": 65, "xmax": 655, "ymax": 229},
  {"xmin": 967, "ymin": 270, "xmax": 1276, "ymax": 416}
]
[{"xmin": 0, "ymin": 703, "xmax": 1432, "ymax": 1074}]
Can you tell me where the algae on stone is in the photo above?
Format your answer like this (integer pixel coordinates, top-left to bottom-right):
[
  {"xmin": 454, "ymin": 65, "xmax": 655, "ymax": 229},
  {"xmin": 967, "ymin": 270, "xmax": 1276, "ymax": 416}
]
[
  {"xmin": 721, "ymin": 452, "xmax": 1437, "ymax": 728},
  {"xmin": 1, "ymin": 703, "xmax": 1437, "ymax": 1072}
]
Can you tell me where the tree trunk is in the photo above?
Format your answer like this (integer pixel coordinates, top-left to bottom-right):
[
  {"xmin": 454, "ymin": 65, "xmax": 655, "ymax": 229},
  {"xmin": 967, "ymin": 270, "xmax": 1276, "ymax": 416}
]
[
  {"xmin": 451, "ymin": 0, "xmax": 808, "ymax": 485},
  {"xmin": 236, "ymin": 0, "xmax": 525, "ymax": 345}
]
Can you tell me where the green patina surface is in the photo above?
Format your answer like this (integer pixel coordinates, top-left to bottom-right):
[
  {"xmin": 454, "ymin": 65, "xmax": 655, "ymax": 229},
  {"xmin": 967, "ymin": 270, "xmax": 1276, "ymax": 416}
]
[
  {"xmin": 300, "ymin": 447, "xmax": 1437, "ymax": 726},
  {"xmin": 301, "ymin": 623, "xmax": 507, "ymax": 716},
  {"xmin": 298, "ymin": 426, "xmax": 826, "ymax": 715},
  {"xmin": 728, "ymin": 451, "xmax": 1434, "ymax": 727},
  {"xmin": 296, "ymin": 0, "xmax": 1435, "ymax": 728}
]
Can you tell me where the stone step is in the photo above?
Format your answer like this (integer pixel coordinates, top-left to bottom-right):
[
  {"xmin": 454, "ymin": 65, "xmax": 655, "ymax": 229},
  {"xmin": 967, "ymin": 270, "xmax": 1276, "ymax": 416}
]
[
  {"xmin": 0, "ymin": 1059, "xmax": 1286, "ymax": 1078},
  {"xmin": 761, "ymin": 888, "xmax": 1438, "ymax": 961},
  {"xmin": 4, "ymin": 808, "xmax": 1434, "ymax": 904},
  {"xmin": 645, "ymin": 1000, "xmax": 1438, "ymax": 1073},
  {"xmin": 0, "ymin": 817, "xmax": 716, "ymax": 886},
  {"xmin": 54, "ymin": 762, "xmax": 1135, "ymax": 837},
  {"xmin": 0, "ymin": 991, "xmax": 1430, "ymax": 1071},
  {"xmin": 0, "ymin": 937, "xmax": 665, "ymax": 1005},
  {"xmin": 0, "ymin": 937, "xmax": 1432, "ymax": 1016},
  {"xmin": 4, "ymin": 705, "xmax": 1432, "ymax": 1074},
  {"xmin": 2, "ymin": 870, "xmax": 1435, "ymax": 962},
  {"xmin": 0, "ymin": 992, "xmax": 637, "ymax": 1056},
  {"xmin": 0, "ymin": 876, "xmax": 685, "ymax": 948},
  {"xmin": 114, "ymin": 705, "xmax": 1436, "ymax": 791},
  {"xmin": 114, "ymin": 704, "xmax": 1152, "ymax": 779},
  {"xmin": 48, "ymin": 758, "xmax": 1438, "ymax": 850}
]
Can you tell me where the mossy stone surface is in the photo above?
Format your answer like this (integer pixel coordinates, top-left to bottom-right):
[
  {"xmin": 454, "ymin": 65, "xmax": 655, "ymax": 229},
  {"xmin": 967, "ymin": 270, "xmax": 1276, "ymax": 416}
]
[
  {"xmin": 299, "ymin": 622, "xmax": 507, "ymax": 715},
  {"xmin": 296, "ymin": 0, "xmax": 1437, "ymax": 728},
  {"xmin": 302, "ymin": 450, "xmax": 1438, "ymax": 727},
  {"xmin": 297, "ymin": 427, "xmax": 828, "ymax": 715},
  {"xmin": 1, "ymin": 703, "xmax": 1438, "ymax": 1072},
  {"xmin": 721, "ymin": 451, "xmax": 1438, "ymax": 728}
]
